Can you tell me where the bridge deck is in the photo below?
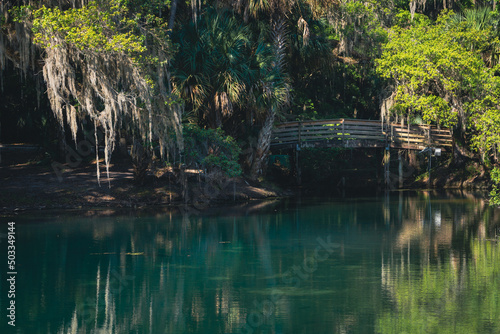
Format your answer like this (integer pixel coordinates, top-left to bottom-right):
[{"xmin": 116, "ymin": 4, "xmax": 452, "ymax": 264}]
[{"xmin": 271, "ymin": 119, "xmax": 452, "ymax": 150}]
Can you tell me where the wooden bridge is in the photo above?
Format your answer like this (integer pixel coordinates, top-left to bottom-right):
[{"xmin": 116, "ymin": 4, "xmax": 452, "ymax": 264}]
[{"xmin": 271, "ymin": 119, "xmax": 453, "ymax": 151}]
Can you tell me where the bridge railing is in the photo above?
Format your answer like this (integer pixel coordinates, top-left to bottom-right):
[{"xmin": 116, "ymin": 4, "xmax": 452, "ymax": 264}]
[
  {"xmin": 389, "ymin": 124, "xmax": 452, "ymax": 150},
  {"xmin": 271, "ymin": 119, "xmax": 453, "ymax": 150}
]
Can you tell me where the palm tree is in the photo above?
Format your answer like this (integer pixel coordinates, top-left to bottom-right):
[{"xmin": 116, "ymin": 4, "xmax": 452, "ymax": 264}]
[
  {"xmin": 249, "ymin": 19, "xmax": 291, "ymax": 179},
  {"xmin": 172, "ymin": 3, "xmax": 291, "ymax": 178},
  {"xmin": 172, "ymin": 8, "xmax": 254, "ymax": 128}
]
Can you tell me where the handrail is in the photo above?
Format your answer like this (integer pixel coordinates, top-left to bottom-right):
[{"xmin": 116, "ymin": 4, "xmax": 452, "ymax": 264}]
[{"xmin": 271, "ymin": 119, "xmax": 452, "ymax": 150}]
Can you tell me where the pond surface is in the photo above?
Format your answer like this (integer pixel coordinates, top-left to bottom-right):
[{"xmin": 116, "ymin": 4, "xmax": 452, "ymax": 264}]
[{"xmin": 1, "ymin": 191, "xmax": 500, "ymax": 334}]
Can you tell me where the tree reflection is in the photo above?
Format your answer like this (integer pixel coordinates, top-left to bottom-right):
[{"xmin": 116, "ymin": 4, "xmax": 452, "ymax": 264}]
[
  {"xmin": 8, "ymin": 193, "xmax": 500, "ymax": 334},
  {"xmin": 378, "ymin": 239, "xmax": 500, "ymax": 334},
  {"xmin": 378, "ymin": 192, "xmax": 500, "ymax": 334}
]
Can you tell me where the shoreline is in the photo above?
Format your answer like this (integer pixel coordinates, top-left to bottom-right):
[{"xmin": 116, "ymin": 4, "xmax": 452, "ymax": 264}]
[
  {"xmin": 1, "ymin": 149, "xmax": 493, "ymax": 214},
  {"xmin": 0, "ymin": 157, "xmax": 289, "ymax": 214}
]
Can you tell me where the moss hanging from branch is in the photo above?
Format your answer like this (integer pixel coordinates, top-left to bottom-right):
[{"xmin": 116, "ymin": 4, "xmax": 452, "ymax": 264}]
[
  {"xmin": 0, "ymin": 3, "xmax": 40, "ymax": 90},
  {"xmin": 19, "ymin": 0, "xmax": 183, "ymax": 185}
]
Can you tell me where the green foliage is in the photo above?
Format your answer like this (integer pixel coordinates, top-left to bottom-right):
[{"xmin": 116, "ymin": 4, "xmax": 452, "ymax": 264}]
[
  {"xmin": 182, "ymin": 124, "xmax": 242, "ymax": 177},
  {"xmin": 377, "ymin": 10, "xmax": 500, "ymax": 165},
  {"xmin": 447, "ymin": 7, "xmax": 500, "ymax": 63},
  {"xmin": 490, "ymin": 167, "xmax": 500, "ymax": 206},
  {"xmin": 468, "ymin": 93, "xmax": 500, "ymax": 155},
  {"xmin": 172, "ymin": 8, "xmax": 254, "ymax": 125},
  {"xmin": 5, "ymin": 0, "xmax": 500, "ymax": 186},
  {"xmin": 124, "ymin": 0, "xmax": 171, "ymax": 17},
  {"xmin": 339, "ymin": 1, "xmax": 388, "ymax": 58},
  {"xmin": 29, "ymin": 1, "xmax": 147, "ymax": 56},
  {"xmin": 392, "ymin": 9, "xmax": 430, "ymax": 28},
  {"xmin": 172, "ymin": 6, "xmax": 291, "ymax": 130},
  {"xmin": 286, "ymin": 1, "xmax": 389, "ymax": 121},
  {"xmin": 291, "ymin": 97, "xmax": 318, "ymax": 120},
  {"xmin": 377, "ymin": 11, "xmax": 494, "ymax": 127}
]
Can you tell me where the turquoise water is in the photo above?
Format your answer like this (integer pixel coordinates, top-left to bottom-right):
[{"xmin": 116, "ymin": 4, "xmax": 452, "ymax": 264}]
[{"xmin": 1, "ymin": 192, "xmax": 499, "ymax": 333}]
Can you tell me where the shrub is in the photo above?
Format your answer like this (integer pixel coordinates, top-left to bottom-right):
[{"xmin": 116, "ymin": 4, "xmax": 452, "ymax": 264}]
[
  {"xmin": 182, "ymin": 124, "xmax": 242, "ymax": 177},
  {"xmin": 490, "ymin": 167, "xmax": 500, "ymax": 206}
]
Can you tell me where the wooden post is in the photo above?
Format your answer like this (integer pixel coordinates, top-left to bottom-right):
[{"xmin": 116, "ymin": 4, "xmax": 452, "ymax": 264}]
[
  {"xmin": 427, "ymin": 125, "xmax": 432, "ymax": 147},
  {"xmin": 451, "ymin": 129, "xmax": 456, "ymax": 164},
  {"xmin": 384, "ymin": 147, "xmax": 391, "ymax": 189},
  {"xmin": 376, "ymin": 148, "xmax": 381, "ymax": 187},
  {"xmin": 341, "ymin": 119, "xmax": 345, "ymax": 147},
  {"xmin": 398, "ymin": 150, "xmax": 403, "ymax": 189},
  {"xmin": 428, "ymin": 148, "xmax": 431, "ymax": 189},
  {"xmin": 391, "ymin": 124, "xmax": 394, "ymax": 145},
  {"xmin": 295, "ymin": 144, "xmax": 301, "ymax": 186},
  {"xmin": 409, "ymin": 150, "xmax": 417, "ymax": 171},
  {"xmin": 407, "ymin": 123, "xmax": 410, "ymax": 149},
  {"xmin": 398, "ymin": 191, "xmax": 403, "ymax": 223},
  {"xmin": 298, "ymin": 121, "xmax": 302, "ymax": 147}
]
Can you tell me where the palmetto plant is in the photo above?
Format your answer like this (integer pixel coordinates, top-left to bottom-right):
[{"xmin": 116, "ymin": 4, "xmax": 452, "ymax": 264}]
[
  {"xmin": 172, "ymin": 8, "xmax": 254, "ymax": 128},
  {"xmin": 449, "ymin": 6, "xmax": 500, "ymax": 66},
  {"xmin": 450, "ymin": 6, "xmax": 495, "ymax": 31}
]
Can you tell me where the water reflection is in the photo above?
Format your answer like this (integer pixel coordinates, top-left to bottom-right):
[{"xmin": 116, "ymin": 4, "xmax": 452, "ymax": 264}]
[
  {"xmin": 379, "ymin": 239, "xmax": 500, "ymax": 333},
  {"xmin": 2, "ymin": 192, "xmax": 499, "ymax": 334},
  {"xmin": 378, "ymin": 192, "xmax": 500, "ymax": 334}
]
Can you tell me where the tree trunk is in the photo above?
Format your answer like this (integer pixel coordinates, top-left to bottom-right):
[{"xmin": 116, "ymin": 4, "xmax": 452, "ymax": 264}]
[
  {"xmin": 250, "ymin": 109, "xmax": 275, "ymax": 180},
  {"xmin": 131, "ymin": 139, "xmax": 149, "ymax": 184},
  {"xmin": 168, "ymin": 0, "xmax": 178, "ymax": 31}
]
